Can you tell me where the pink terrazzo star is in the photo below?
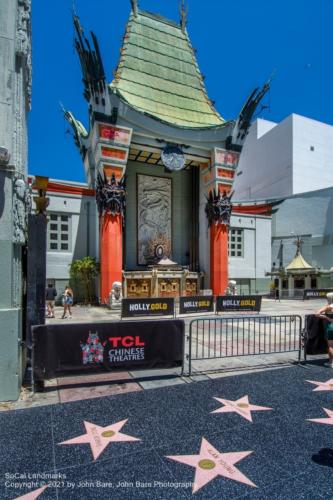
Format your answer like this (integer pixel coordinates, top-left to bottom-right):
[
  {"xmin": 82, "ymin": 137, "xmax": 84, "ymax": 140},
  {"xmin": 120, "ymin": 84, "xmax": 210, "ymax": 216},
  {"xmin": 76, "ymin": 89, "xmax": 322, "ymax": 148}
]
[
  {"xmin": 167, "ymin": 437, "xmax": 256, "ymax": 493},
  {"xmin": 308, "ymin": 408, "xmax": 333, "ymax": 426},
  {"xmin": 306, "ymin": 378, "xmax": 333, "ymax": 392},
  {"xmin": 211, "ymin": 395, "xmax": 272, "ymax": 422},
  {"xmin": 14, "ymin": 486, "xmax": 48, "ymax": 500},
  {"xmin": 59, "ymin": 419, "xmax": 140, "ymax": 460}
]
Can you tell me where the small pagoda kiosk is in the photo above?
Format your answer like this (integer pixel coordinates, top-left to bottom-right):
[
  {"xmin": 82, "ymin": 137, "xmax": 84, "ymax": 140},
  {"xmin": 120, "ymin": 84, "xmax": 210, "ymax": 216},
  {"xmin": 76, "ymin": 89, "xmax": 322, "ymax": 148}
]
[
  {"xmin": 268, "ymin": 237, "xmax": 331, "ymax": 298},
  {"xmin": 65, "ymin": 0, "xmax": 269, "ymax": 302}
]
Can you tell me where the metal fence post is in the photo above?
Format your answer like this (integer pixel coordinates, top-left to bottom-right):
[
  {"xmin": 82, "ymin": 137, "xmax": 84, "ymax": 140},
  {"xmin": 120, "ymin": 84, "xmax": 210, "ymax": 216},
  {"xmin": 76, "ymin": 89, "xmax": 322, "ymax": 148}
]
[{"xmin": 188, "ymin": 320, "xmax": 193, "ymax": 377}]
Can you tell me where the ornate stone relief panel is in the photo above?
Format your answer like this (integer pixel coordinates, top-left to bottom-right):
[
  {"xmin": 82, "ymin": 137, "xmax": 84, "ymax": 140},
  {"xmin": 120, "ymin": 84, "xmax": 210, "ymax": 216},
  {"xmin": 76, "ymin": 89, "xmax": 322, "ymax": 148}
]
[{"xmin": 137, "ymin": 174, "xmax": 172, "ymax": 265}]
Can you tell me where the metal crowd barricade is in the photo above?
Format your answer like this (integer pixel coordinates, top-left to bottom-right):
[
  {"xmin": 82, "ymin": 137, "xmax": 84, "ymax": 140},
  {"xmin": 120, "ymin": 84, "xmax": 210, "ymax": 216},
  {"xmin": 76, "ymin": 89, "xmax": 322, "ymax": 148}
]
[
  {"xmin": 187, "ymin": 315, "xmax": 303, "ymax": 376},
  {"xmin": 279, "ymin": 289, "xmax": 305, "ymax": 300}
]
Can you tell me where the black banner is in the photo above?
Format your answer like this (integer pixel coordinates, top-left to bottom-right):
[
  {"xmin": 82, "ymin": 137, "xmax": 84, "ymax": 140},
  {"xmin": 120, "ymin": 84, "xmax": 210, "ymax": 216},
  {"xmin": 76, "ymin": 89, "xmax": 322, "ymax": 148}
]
[
  {"xmin": 122, "ymin": 298, "xmax": 174, "ymax": 318},
  {"xmin": 216, "ymin": 295, "xmax": 262, "ymax": 312},
  {"xmin": 303, "ymin": 289, "xmax": 333, "ymax": 300},
  {"xmin": 179, "ymin": 296, "xmax": 214, "ymax": 315},
  {"xmin": 305, "ymin": 314, "xmax": 333, "ymax": 355},
  {"xmin": 32, "ymin": 320, "xmax": 184, "ymax": 387}
]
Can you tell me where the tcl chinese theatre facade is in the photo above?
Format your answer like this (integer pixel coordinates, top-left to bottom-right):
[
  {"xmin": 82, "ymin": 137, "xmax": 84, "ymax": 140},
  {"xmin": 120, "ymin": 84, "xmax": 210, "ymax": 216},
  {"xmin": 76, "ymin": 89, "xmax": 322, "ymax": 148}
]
[{"xmin": 65, "ymin": 2, "xmax": 270, "ymax": 302}]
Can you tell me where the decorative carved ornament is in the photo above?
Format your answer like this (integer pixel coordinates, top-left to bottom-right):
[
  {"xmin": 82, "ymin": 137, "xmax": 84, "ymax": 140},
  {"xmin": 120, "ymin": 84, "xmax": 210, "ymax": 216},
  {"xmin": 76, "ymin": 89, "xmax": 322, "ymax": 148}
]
[
  {"xmin": 185, "ymin": 279, "xmax": 198, "ymax": 296},
  {"xmin": 161, "ymin": 145, "xmax": 186, "ymax": 172},
  {"xmin": 158, "ymin": 278, "xmax": 180, "ymax": 297},
  {"xmin": 16, "ymin": 0, "xmax": 32, "ymax": 109},
  {"xmin": 63, "ymin": 109, "xmax": 88, "ymax": 159},
  {"xmin": 130, "ymin": 0, "xmax": 138, "ymax": 17},
  {"xmin": 230, "ymin": 75, "xmax": 272, "ymax": 149},
  {"xmin": 73, "ymin": 16, "xmax": 106, "ymax": 103},
  {"xmin": 13, "ymin": 176, "xmax": 31, "ymax": 244},
  {"xmin": 96, "ymin": 172, "xmax": 126, "ymax": 219},
  {"xmin": 0, "ymin": 147, "xmax": 10, "ymax": 166},
  {"xmin": 33, "ymin": 176, "xmax": 49, "ymax": 215},
  {"xmin": 110, "ymin": 281, "xmax": 123, "ymax": 309},
  {"xmin": 146, "ymin": 233, "xmax": 172, "ymax": 264},
  {"xmin": 180, "ymin": 0, "xmax": 189, "ymax": 33},
  {"xmin": 127, "ymin": 279, "xmax": 151, "ymax": 298},
  {"xmin": 205, "ymin": 189, "xmax": 232, "ymax": 227}
]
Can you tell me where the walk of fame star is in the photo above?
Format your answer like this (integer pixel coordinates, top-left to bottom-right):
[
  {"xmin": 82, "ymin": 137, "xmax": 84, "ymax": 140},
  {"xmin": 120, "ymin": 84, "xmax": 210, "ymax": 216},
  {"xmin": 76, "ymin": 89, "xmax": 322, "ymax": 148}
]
[
  {"xmin": 308, "ymin": 408, "xmax": 333, "ymax": 426},
  {"xmin": 306, "ymin": 378, "xmax": 333, "ymax": 391},
  {"xmin": 59, "ymin": 419, "xmax": 140, "ymax": 460},
  {"xmin": 166, "ymin": 437, "xmax": 256, "ymax": 493},
  {"xmin": 211, "ymin": 395, "xmax": 272, "ymax": 422},
  {"xmin": 14, "ymin": 485, "xmax": 48, "ymax": 500}
]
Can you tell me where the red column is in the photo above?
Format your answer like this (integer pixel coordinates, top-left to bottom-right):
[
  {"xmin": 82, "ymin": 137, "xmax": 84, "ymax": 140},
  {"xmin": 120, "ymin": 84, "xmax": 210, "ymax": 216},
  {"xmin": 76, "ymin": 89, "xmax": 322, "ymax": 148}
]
[
  {"xmin": 100, "ymin": 213, "xmax": 122, "ymax": 303},
  {"xmin": 210, "ymin": 223, "xmax": 228, "ymax": 295}
]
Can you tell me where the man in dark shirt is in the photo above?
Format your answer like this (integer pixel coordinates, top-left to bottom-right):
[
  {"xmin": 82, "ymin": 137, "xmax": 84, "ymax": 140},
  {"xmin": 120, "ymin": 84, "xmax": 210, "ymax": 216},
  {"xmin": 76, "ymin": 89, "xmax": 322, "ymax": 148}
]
[{"xmin": 46, "ymin": 283, "xmax": 57, "ymax": 318}]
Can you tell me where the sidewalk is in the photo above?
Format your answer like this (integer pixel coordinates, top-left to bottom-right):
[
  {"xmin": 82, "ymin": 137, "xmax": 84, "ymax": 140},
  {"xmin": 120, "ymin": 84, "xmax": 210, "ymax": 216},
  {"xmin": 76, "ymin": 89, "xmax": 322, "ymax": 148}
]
[
  {"xmin": 0, "ymin": 298, "xmax": 325, "ymax": 412},
  {"xmin": 46, "ymin": 297, "xmax": 321, "ymax": 324}
]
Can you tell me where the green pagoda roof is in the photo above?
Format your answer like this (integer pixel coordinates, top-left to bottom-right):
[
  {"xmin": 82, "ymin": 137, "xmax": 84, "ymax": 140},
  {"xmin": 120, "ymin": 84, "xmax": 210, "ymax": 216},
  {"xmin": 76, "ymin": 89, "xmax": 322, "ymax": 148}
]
[{"xmin": 110, "ymin": 10, "xmax": 225, "ymax": 128}]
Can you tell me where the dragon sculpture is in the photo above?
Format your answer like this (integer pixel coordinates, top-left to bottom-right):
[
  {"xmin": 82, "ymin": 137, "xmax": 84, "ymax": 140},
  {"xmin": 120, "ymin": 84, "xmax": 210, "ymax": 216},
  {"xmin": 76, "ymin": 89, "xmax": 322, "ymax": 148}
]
[
  {"xmin": 96, "ymin": 171, "xmax": 126, "ymax": 221},
  {"xmin": 205, "ymin": 189, "xmax": 233, "ymax": 227}
]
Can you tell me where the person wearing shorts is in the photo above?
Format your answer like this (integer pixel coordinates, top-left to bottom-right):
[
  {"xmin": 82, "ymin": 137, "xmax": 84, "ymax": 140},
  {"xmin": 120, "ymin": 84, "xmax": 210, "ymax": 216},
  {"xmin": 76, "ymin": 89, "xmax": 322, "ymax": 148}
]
[
  {"xmin": 316, "ymin": 293, "xmax": 333, "ymax": 368},
  {"xmin": 45, "ymin": 283, "xmax": 57, "ymax": 318},
  {"xmin": 62, "ymin": 285, "xmax": 73, "ymax": 319}
]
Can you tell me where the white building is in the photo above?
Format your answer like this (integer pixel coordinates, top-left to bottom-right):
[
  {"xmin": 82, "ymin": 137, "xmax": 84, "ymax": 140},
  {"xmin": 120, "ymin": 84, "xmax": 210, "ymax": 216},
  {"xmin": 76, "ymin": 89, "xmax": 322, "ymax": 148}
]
[
  {"xmin": 271, "ymin": 186, "xmax": 333, "ymax": 289},
  {"xmin": 229, "ymin": 213, "xmax": 271, "ymax": 294},
  {"xmin": 37, "ymin": 179, "xmax": 97, "ymax": 301},
  {"xmin": 233, "ymin": 114, "xmax": 333, "ymax": 200}
]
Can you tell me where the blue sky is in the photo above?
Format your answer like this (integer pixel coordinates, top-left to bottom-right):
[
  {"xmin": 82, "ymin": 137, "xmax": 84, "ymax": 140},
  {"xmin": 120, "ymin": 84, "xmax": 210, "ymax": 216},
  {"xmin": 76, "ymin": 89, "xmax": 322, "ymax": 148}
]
[{"xmin": 29, "ymin": 0, "xmax": 333, "ymax": 183}]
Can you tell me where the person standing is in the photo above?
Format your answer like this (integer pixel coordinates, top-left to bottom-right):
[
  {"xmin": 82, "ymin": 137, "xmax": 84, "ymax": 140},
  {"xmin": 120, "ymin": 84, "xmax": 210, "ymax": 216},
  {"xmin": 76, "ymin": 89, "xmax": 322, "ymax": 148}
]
[
  {"xmin": 45, "ymin": 283, "xmax": 57, "ymax": 318},
  {"xmin": 61, "ymin": 285, "xmax": 74, "ymax": 319},
  {"xmin": 316, "ymin": 293, "xmax": 333, "ymax": 368}
]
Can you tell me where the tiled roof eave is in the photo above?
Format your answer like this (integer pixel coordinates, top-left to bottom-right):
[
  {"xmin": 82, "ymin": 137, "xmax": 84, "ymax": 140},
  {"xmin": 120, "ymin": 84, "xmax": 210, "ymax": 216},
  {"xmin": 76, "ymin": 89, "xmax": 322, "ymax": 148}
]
[
  {"xmin": 114, "ymin": 91, "xmax": 232, "ymax": 130},
  {"xmin": 285, "ymin": 268, "xmax": 317, "ymax": 273}
]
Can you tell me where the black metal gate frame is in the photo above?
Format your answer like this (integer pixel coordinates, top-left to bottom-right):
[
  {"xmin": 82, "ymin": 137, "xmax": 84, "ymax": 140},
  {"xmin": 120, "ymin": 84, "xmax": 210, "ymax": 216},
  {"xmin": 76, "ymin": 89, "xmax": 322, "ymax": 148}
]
[{"xmin": 187, "ymin": 315, "xmax": 303, "ymax": 377}]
